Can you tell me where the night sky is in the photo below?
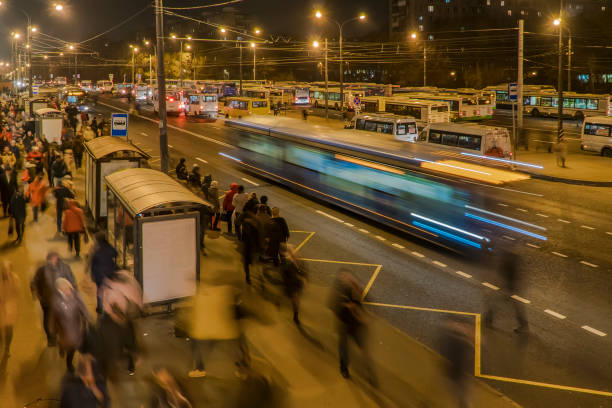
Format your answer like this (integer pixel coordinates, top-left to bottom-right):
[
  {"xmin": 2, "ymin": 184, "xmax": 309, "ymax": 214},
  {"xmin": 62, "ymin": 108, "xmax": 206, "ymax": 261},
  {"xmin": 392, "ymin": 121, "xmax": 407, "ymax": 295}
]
[{"xmin": 1, "ymin": 0, "xmax": 387, "ymax": 60}]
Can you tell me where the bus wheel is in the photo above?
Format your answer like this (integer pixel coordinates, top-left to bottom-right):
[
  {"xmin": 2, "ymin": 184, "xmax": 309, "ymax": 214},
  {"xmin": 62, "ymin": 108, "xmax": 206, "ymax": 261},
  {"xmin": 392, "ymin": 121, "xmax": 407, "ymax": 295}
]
[
  {"xmin": 531, "ymin": 109, "xmax": 539, "ymax": 117},
  {"xmin": 574, "ymin": 111, "xmax": 584, "ymax": 122},
  {"xmin": 602, "ymin": 148, "xmax": 612, "ymax": 157}
]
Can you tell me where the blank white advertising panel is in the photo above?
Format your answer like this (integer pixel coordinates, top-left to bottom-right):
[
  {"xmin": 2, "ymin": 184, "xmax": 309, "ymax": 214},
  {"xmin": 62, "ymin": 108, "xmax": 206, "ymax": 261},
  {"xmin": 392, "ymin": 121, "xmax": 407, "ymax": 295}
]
[
  {"xmin": 42, "ymin": 118, "xmax": 63, "ymax": 144},
  {"xmin": 100, "ymin": 160, "xmax": 138, "ymax": 216},
  {"xmin": 141, "ymin": 217, "xmax": 198, "ymax": 304}
]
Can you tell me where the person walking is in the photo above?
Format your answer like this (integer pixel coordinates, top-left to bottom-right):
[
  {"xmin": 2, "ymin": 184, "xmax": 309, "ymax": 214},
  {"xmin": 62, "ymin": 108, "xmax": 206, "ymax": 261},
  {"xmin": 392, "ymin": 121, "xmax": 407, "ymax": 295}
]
[
  {"xmin": 554, "ymin": 136, "xmax": 568, "ymax": 168},
  {"xmin": 267, "ymin": 207, "xmax": 290, "ymax": 266},
  {"xmin": 441, "ymin": 319, "xmax": 473, "ymax": 408},
  {"xmin": 60, "ymin": 354, "xmax": 110, "ymax": 408},
  {"xmin": 0, "ymin": 164, "xmax": 18, "ymax": 218},
  {"xmin": 9, "ymin": 185, "xmax": 27, "ymax": 243},
  {"xmin": 62, "ymin": 199, "xmax": 87, "ymax": 258},
  {"xmin": 175, "ymin": 158, "xmax": 188, "ymax": 181},
  {"xmin": 90, "ymin": 232, "xmax": 118, "ymax": 314},
  {"xmin": 280, "ymin": 246, "xmax": 307, "ymax": 325},
  {"xmin": 222, "ymin": 183, "xmax": 239, "ymax": 235},
  {"xmin": 241, "ymin": 211, "xmax": 260, "ymax": 285},
  {"xmin": 208, "ymin": 180, "xmax": 221, "ymax": 231},
  {"xmin": 0, "ymin": 261, "xmax": 19, "ymax": 361},
  {"xmin": 26, "ymin": 174, "xmax": 48, "ymax": 222},
  {"xmin": 31, "ymin": 252, "xmax": 78, "ymax": 347},
  {"xmin": 330, "ymin": 269, "xmax": 377, "ymax": 384},
  {"xmin": 231, "ymin": 185, "xmax": 249, "ymax": 239},
  {"xmin": 52, "ymin": 155, "xmax": 70, "ymax": 187},
  {"xmin": 53, "ymin": 179, "xmax": 75, "ymax": 234}
]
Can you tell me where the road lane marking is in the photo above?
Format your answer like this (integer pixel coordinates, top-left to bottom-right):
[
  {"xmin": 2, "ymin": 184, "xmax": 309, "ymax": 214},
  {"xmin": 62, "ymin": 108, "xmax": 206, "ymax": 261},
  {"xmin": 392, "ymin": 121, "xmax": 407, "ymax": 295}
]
[
  {"xmin": 511, "ymin": 295, "xmax": 531, "ymax": 304},
  {"xmin": 315, "ymin": 210, "xmax": 343, "ymax": 223},
  {"xmin": 582, "ymin": 326, "xmax": 607, "ymax": 337},
  {"xmin": 465, "ymin": 205, "xmax": 546, "ymax": 231},
  {"xmin": 482, "ymin": 282, "xmax": 499, "ymax": 290},
  {"xmin": 168, "ymin": 144, "xmax": 173, "ymax": 148},
  {"xmin": 502, "ymin": 235, "xmax": 515, "ymax": 241},
  {"xmin": 557, "ymin": 219, "xmax": 571, "ymax": 224},
  {"xmin": 411, "ymin": 251, "xmax": 425, "ymax": 258},
  {"xmin": 517, "ymin": 208, "xmax": 528, "ymax": 212},
  {"xmin": 241, "ymin": 177, "xmax": 260, "ymax": 186},
  {"xmin": 580, "ymin": 225, "xmax": 595, "ymax": 230},
  {"xmin": 195, "ymin": 157, "xmax": 208, "ymax": 164},
  {"xmin": 551, "ymin": 251, "xmax": 567, "ymax": 258},
  {"xmin": 375, "ymin": 235, "xmax": 386, "ymax": 241},
  {"xmin": 526, "ymin": 243, "xmax": 541, "ymax": 249},
  {"xmin": 361, "ymin": 265, "xmax": 383, "ymax": 301},
  {"xmin": 456, "ymin": 271, "xmax": 472, "ymax": 279},
  {"xmin": 292, "ymin": 231, "xmax": 316, "ymax": 254},
  {"xmin": 358, "ymin": 228, "xmax": 370, "ymax": 234},
  {"xmin": 344, "ymin": 223, "xmax": 354, "ymax": 227},
  {"xmin": 391, "ymin": 243, "xmax": 405, "ymax": 249},
  {"xmin": 580, "ymin": 261, "xmax": 598, "ymax": 268},
  {"xmin": 606, "ymin": 232, "xmax": 612, "ymax": 236},
  {"xmin": 544, "ymin": 309, "xmax": 566, "ymax": 320},
  {"xmin": 140, "ymin": 132, "xmax": 148, "ymax": 137},
  {"xmin": 536, "ymin": 213, "xmax": 549, "ymax": 218},
  {"xmin": 498, "ymin": 203, "xmax": 508, "ymax": 207},
  {"xmin": 432, "ymin": 261, "xmax": 447, "ymax": 268}
]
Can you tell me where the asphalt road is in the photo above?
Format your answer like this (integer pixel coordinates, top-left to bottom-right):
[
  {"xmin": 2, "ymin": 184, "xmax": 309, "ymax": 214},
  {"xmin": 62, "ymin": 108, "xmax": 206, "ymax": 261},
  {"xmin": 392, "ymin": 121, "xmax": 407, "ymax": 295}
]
[{"xmin": 96, "ymin": 97, "xmax": 612, "ymax": 407}]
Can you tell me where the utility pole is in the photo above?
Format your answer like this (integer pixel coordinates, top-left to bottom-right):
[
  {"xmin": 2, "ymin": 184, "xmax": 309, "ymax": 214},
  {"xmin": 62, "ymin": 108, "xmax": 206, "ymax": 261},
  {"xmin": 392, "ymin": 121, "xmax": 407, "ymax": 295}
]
[
  {"xmin": 423, "ymin": 43, "xmax": 427, "ymax": 87},
  {"xmin": 149, "ymin": 54, "xmax": 153, "ymax": 86},
  {"xmin": 179, "ymin": 40, "xmax": 183, "ymax": 88},
  {"xmin": 339, "ymin": 26, "xmax": 344, "ymax": 112},
  {"xmin": 252, "ymin": 45, "xmax": 256, "ymax": 81},
  {"xmin": 517, "ymin": 19, "xmax": 524, "ymax": 154},
  {"xmin": 155, "ymin": 0, "xmax": 169, "ymax": 173},
  {"xmin": 557, "ymin": 0, "xmax": 564, "ymax": 142},
  {"xmin": 239, "ymin": 43, "xmax": 243, "ymax": 95},
  {"xmin": 567, "ymin": 36, "xmax": 572, "ymax": 92},
  {"xmin": 25, "ymin": 12, "xmax": 33, "ymax": 97},
  {"xmin": 324, "ymin": 38, "xmax": 329, "ymax": 120}
]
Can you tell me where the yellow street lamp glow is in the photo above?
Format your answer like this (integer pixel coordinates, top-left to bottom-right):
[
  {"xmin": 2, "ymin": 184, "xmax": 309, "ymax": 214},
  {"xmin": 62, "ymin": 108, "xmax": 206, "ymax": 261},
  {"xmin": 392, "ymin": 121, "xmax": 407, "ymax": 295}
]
[
  {"xmin": 59, "ymin": 52, "xmax": 64, "ymax": 56},
  {"xmin": 553, "ymin": 18, "xmax": 561, "ymax": 26},
  {"xmin": 171, "ymin": 34, "xmax": 177, "ymax": 39},
  {"xmin": 31, "ymin": 27, "xmax": 37, "ymax": 32},
  {"xmin": 133, "ymin": 47, "xmax": 138, "ymax": 52},
  {"xmin": 145, "ymin": 40, "xmax": 150, "ymax": 46},
  {"xmin": 186, "ymin": 35, "xmax": 192, "ymax": 40},
  {"xmin": 13, "ymin": 33, "xmax": 20, "ymax": 39},
  {"xmin": 313, "ymin": 40, "xmax": 320, "ymax": 48},
  {"xmin": 359, "ymin": 13, "xmax": 366, "ymax": 20},
  {"xmin": 25, "ymin": 44, "xmax": 30, "ymax": 49},
  {"xmin": 220, "ymin": 28, "xmax": 226, "ymax": 33},
  {"xmin": 255, "ymin": 28, "xmax": 261, "ymax": 35},
  {"xmin": 129, "ymin": 44, "xmax": 133, "ymax": 48},
  {"xmin": 55, "ymin": 4, "xmax": 63, "ymax": 11},
  {"xmin": 450, "ymin": 71, "xmax": 456, "ymax": 76},
  {"xmin": 44, "ymin": 55, "xmax": 48, "ymax": 59},
  {"xmin": 410, "ymin": 32, "xmax": 417, "ymax": 39},
  {"xmin": 185, "ymin": 45, "xmax": 191, "ymax": 49},
  {"xmin": 315, "ymin": 10, "xmax": 322, "ymax": 18},
  {"xmin": 250, "ymin": 42, "xmax": 255, "ymax": 48},
  {"xmin": 68, "ymin": 44, "xmax": 74, "ymax": 50}
]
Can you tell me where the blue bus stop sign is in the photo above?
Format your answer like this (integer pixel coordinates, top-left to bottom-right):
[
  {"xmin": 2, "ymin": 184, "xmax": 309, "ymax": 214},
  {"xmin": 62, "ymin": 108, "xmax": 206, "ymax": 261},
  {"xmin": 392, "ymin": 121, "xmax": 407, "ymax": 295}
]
[
  {"xmin": 508, "ymin": 82, "xmax": 518, "ymax": 102},
  {"xmin": 111, "ymin": 113, "xmax": 128, "ymax": 137}
]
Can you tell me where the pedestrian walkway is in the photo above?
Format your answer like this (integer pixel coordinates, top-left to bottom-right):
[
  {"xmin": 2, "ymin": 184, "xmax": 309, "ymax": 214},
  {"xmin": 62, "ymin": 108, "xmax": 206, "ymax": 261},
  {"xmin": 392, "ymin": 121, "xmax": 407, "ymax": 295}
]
[{"xmin": 0, "ymin": 164, "xmax": 521, "ymax": 407}]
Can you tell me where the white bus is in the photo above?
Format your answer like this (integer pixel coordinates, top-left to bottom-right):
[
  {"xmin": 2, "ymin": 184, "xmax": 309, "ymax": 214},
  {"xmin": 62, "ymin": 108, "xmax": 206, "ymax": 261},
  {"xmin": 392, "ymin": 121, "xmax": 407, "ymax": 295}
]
[
  {"xmin": 362, "ymin": 96, "xmax": 450, "ymax": 128},
  {"xmin": 581, "ymin": 116, "xmax": 612, "ymax": 157},
  {"xmin": 523, "ymin": 91, "xmax": 612, "ymax": 121},
  {"xmin": 96, "ymin": 80, "xmax": 113, "ymax": 93},
  {"xmin": 348, "ymin": 113, "xmax": 419, "ymax": 142},
  {"xmin": 272, "ymin": 85, "xmax": 310, "ymax": 105},
  {"xmin": 80, "ymin": 80, "xmax": 93, "ymax": 93},
  {"xmin": 309, "ymin": 87, "xmax": 364, "ymax": 110},
  {"xmin": 153, "ymin": 89, "xmax": 185, "ymax": 116},
  {"xmin": 185, "ymin": 93, "xmax": 218, "ymax": 120},
  {"xmin": 485, "ymin": 84, "xmax": 556, "ymax": 109},
  {"xmin": 399, "ymin": 93, "xmax": 487, "ymax": 121},
  {"xmin": 420, "ymin": 123, "xmax": 512, "ymax": 158}
]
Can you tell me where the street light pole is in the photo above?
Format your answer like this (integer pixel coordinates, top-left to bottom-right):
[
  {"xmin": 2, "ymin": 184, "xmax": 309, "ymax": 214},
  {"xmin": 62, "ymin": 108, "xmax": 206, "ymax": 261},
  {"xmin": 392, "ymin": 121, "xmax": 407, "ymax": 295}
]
[
  {"xmin": 567, "ymin": 35, "xmax": 572, "ymax": 92},
  {"xmin": 252, "ymin": 44, "xmax": 256, "ymax": 81},
  {"xmin": 155, "ymin": 0, "xmax": 169, "ymax": 173},
  {"xmin": 324, "ymin": 38, "xmax": 328, "ymax": 120},
  {"xmin": 179, "ymin": 40, "xmax": 183, "ymax": 88},
  {"xmin": 423, "ymin": 42, "xmax": 427, "ymax": 87},
  {"xmin": 556, "ymin": 0, "xmax": 564, "ymax": 142},
  {"xmin": 21, "ymin": 10, "xmax": 33, "ymax": 97},
  {"xmin": 131, "ymin": 49, "xmax": 135, "ymax": 85}
]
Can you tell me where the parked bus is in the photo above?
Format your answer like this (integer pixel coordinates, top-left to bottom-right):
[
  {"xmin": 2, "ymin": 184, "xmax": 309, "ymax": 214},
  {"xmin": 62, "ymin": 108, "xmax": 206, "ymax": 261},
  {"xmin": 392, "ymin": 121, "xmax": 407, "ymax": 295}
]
[
  {"xmin": 96, "ymin": 80, "xmax": 113, "ymax": 93},
  {"xmin": 80, "ymin": 80, "xmax": 93, "ymax": 93},
  {"xmin": 581, "ymin": 116, "xmax": 612, "ymax": 156},
  {"xmin": 420, "ymin": 123, "xmax": 512, "ymax": 158},
  {"xmin": 271, "ymin": 85, "xmax": 310, "ymax": 105},
  {"xmin": 153, "ymin": 89, "xmax": 185, "ymax": 116},
  {"xmin": 484, "ymin": 84, "xmax": 555, "ymax": 109},
  {"xmin": 348, "ymin": 113, "xmax": 419, "ymax": 142},
  {"xmin": 221, "ymin": 97, "xmax": 269, "ymax": 118},
  {"xmin": 522, "ymin": 91, "xmax": 612, "ymax": 121},
  {"xmin": 185, "ymin": 93, "xmax": 218, "ymax": 120},
  {"xmin": 361, "ymin": 96, "xmax": 450, "ymax": 128},
  {"xmin": 309, "ymin": 87, "xmax": 364, "ymax": 110}
]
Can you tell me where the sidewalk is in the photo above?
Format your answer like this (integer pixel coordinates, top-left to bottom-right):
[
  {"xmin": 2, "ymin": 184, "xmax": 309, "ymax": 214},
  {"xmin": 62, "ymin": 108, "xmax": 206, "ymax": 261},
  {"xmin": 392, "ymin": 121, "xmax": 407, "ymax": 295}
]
[{"xmin": 0, "ymin": 164, "xmax": 520, "ymax": 407}]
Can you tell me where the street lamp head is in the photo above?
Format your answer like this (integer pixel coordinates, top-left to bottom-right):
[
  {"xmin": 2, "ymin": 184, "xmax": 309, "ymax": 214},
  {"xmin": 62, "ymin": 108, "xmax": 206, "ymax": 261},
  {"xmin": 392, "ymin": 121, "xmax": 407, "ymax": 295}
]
[
  {"xmin": 254, "ymin": 28, "xmax": 261, "ymax": 35},
  {"xmin": 31, "ymin": 27, "xmax": 37, "ymax": 32},
  {"xmin": 450, "ymin": 71, "xmax": 456, "ymax": 76},
  {"xmin": 315, "ymin": 10, "xmax": 322, "ymax": 19},
  {"xmin": 220, "ymin": 28, "xmax": 226, "ymax": 33},
  {"xmin": 185, "ymin": 44, "xmax": 191, "ymax": 50},
  {"xmin": 44, "ymin": 55, "xmax": 48, "ymax": 59},
  {"xmin": 313, "ymin": 40, "xmax": 320, "ymax": 48},
  {"xmin": 59, "ymin": 52, "xmax": 64, "ymax": 56},
  {"xmin": 134, "ymin": 47, "xmax": 139, "ymax": 52},
  {"xmin": 171, "ymin": 34, "xmax": 177, "ymax": 39},
  {"xmin": 359, "ymin": 13, "xmax": 366, "ymax": 20},
  {"xmin": 145, "ymin": 40, "xmax": 150, "ymax": 46},
  {"xmin": 13, "ymin": 33, "xmax": 20, "ymax": 39},
  {"xmin": 250, "ymin": 42, "xmax": 255, "ymax": 48},
  {"xmin": 55, "ymin": 3, "xmax": 63, "ymax": 11},
  {"xmin": 186, "ymin": 35, "xmax": 192, "ymax": 40},
  {"xmin": 410, "ymin": 32, "xmax": 417, "ymax": 40},
  {"xmin": 68, "ymin": 44, "xmax": 74, "ymax": 50},
  {"xmin": 553, "ymin": 18, "xmax": 561, "ymax": 26}
]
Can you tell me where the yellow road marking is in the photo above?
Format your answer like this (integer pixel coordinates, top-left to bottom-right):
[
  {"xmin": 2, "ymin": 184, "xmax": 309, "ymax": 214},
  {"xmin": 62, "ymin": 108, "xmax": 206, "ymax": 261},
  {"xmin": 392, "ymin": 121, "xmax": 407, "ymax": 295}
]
[
  {"xmin": 363, "ymin": 301, "xmax": 478, "ymax": 317},
  {"xmin": 292, "ymin": 231, "xmax": 316, "ymax": 254},
  {"xmin": 361, "ymin": 265, "xmax": 382, "ymax": 301},
  {"xmin": 474, "ymin": 313, "xmax": 482, "ymax": 376},
  {"xmin": 478, "ymin": 374, "xmax": 612, "ymax": 397}
]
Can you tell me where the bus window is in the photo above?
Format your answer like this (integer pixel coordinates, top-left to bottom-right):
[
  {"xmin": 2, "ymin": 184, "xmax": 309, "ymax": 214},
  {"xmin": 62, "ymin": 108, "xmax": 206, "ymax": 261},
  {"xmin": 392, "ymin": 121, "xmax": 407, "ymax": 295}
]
[
  {"xmin": 585, "ymin": 123, "xmax": 611, "ymax": 137},
  {"xmin": 355, "ymin": 119, "xmax": 366, "ymax": 130},
  {"xmin": 449, "ymin": 101, "xmax": 459, "ymax": 111},
  {"xmin": 396, "ymin": 124, "xmax": 407, "ymax": 135},
  {"xmin": 436, "ymin": 105, "xmax": 449, "ymax": 112},
  {"xmin": 204, "ymin": 96, "xmax": 216, "ymax": 102},
  {"xmin": 378, "ymin": 122, "xmax": 394, "ymax": 134},
  {"xmin": 364, "ymin": 120, "xmax": 377, "ymax": 132},
  {"xmin": 441, "ymin": 133, "xmax": 458, "ymax": 146},
  {"xmin": 397, "ymin": 123, "xmax": 418, "ymax": 135},
  {"xmin": 457, "ymin": 135, "xmax": 482, "ymax": 150},
  {"xmin": 587, "ymin": 99, "xmax": 599, "ymax": 110},
  {"xmin": 429, "ymin": 131, "xmax": 442, "ymax": 144},
  {"xmin": 575, "ymin": 98, "xmax": 587, "ymax": 109},
  {"xmin": 563, "ymin": 98, "xmax": 575, "ymax": 108},
  {"xmin": 252, "ymin": 100, "xmax": 267, "ymax": 108},
  {"xmin": 541, "ymin": 97, "xmax": 553, "ymax": 107},
  {"xmin": 189, "ymin": 95, "xmax": 200, "ymax": 104}
]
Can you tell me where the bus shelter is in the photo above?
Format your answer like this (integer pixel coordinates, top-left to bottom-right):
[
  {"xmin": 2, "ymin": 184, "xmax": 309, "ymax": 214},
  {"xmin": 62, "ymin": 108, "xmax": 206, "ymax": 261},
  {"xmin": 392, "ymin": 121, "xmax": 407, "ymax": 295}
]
[
  {"xmin": 34, "ymin": 108, "xmax": 63, "ymax": 144},
  {"xmin": 105, "ymin": 168, "xmax": 211, "ymax": 305},
  {"xmin": 84, "ymin": 136, "xmax": 150, "ymax": 223}
]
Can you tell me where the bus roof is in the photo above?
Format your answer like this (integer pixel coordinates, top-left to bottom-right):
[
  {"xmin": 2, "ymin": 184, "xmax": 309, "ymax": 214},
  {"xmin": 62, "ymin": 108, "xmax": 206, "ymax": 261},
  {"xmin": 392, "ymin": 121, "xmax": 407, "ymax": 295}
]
[
  {"xmin": 226, "ymin": 96, "xmax": 267, "ymax": 101},
  {"xmin": 352, "ymin": 113, "xmax": 417, "ymax": 123},
  {"xmin": 427, "ymin": 122, "xmax": 508, "ymax": 136}
]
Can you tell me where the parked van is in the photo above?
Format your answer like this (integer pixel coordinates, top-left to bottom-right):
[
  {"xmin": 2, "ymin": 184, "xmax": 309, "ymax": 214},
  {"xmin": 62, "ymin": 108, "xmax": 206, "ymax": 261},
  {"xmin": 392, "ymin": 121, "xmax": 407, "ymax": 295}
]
[{"xmin": 581, "ymin": 116, "xmax": 612, "ymax": 156}]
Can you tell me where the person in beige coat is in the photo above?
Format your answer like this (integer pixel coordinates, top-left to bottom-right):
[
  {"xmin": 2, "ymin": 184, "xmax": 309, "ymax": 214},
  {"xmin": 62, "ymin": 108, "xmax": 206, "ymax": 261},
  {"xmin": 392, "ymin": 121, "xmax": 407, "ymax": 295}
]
[{"xmin": 0, "ymin": 260, "xmax": 19, "ymax": 360}]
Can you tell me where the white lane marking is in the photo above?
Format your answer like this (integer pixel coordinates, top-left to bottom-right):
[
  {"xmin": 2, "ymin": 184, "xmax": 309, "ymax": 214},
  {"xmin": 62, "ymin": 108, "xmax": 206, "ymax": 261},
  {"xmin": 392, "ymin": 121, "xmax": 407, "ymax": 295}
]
[
  {"xmin": 344, "ymin": 223, "xmax": 354, "ymax": 227},
  {"xmin": 140, "ymin": 132, "xmax": 148, "ymax": 137},
  {"xmin": 526, "ymin": 243, "xmax": 541, "ymax": 249},
  {"xmin": 517, "ymin": 208, "xmax": 528, "ymax": 213},
  {"xmin": 482, "ymin": 282, "xmax": 500, "ymax": 290},
  {"xmin": 498, "ymin": 203, "xmax": 508, "ymax": 207},
  {"xmin": 511, "ymin": 295, "xmax": 531, "ymax": 304},
  {"xmin": 411, "ymin": 251, "xmax": 425, "ymax": 258},
  {"xmin": 606, "ymin": 232, "xmax": 612, "ymax": 236},
  {"xmin": 358, "ymin": 228, "xmax": 370, "ymax": 234},
  {"xmin": 580, "ymin": 225, "xmax": 595, "ymax": 230},
  {"xmin": 392, "ymin": 243, "xmax": 405, "ymax": 249},
  {"xmin": 582, "ymin": 326, "xmax": 607, "ymax": 337},
  {"xmin": 551, "ymin": 251, "xmax": 568, "ymax": 258},
  {"xmin": 502, "ymin": 235, "xmax": 515, "ymax": 241},
  {"xmin": 544, "ymin": 309, "xmax": 566, "ymax": 320},
  {"xmin": 241, "ymin": 177, "xmax": 260, "ymax": 186},
  {"xmin": 375, "ymin": 235, "xmax": 386, "ymax": 241},
  {"xmin": 315, "ymin": 210, "xmax": 343, "ymax": 223},
  {"xmin": 465, "ymin": 205, "xmax": 546, "ymax": 231},
  {"xmin": 456, "ymin": 271, "xmax": 472, "ymax": 279},
  {"xmin": 557, "ymin": 219, "xmax": 571, "ymax": 224},
  {"xmin": 432, "ymin": 261, "xmax": 447, "ymax": 268},
  {"xmin": 461, "ymin": 180, "xmax": 544, "ymax": 197},
  {"xmin": 536, "ymin": 213, "xmax": 549, "ymax": 218},
  {"xmin": 196, "ymin": 157, "xmax": 208, "ymax": 164},
  {"xmin": 580, "ymin": 261, "xmax": 599, "ymax": 268}
]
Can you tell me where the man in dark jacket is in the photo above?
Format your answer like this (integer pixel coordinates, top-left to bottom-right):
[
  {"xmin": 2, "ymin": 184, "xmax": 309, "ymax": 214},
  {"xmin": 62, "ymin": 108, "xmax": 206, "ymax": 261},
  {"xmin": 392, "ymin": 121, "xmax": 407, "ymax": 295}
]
[
  {"xmin": 53, "ymin": 179, "xmax": 75, "ymax": 233},
  {"xmin": 60, "ymin": 354, "xmax": 110, "ymax": 407},
  {"xmin": 0, "ymin": 165, "xmax": 18, "ymax": 217},
  {"xmin": 90, "ymin": 232, "xmax": 118, "ymax": 314},
  {"xmin": 52, "ymin": 156, "xmax": 70, "ymax": 186},
  {"xmin": 10, "ymin": 185, "xmax": 27, "ymax": 243},
  {"xmin": 241, "ymin": 212, "xmax": 260, "ymax": 285}
]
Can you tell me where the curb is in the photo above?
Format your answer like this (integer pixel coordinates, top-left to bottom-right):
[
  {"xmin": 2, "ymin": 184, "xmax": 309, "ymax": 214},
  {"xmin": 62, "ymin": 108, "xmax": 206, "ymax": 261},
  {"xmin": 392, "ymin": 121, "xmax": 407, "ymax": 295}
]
[{"xmin": 520, "ymin": 171, "xmax": 612, "ymax": 187}]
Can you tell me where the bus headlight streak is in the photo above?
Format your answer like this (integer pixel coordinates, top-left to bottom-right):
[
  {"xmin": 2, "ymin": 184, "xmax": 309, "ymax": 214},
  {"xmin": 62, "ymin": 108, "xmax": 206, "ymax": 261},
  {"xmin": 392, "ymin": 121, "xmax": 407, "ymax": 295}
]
[
  {"xmin": 411, "ymin": 212, "xmax": 485, "ymax": 241},
  {"xmin": 218, "ymin": 152, "xmax": 242, "ymax": 162},
  {"xmin": 460, "ymin": 152, "xmax": 544, "ymax": 169},
  {"xmin": 413, "ymin": 221, "xmax": 482, "ymax": 249},
  {"xmin": 464, "ymin": 212, "xmax": 548, "ymax": 241},
  {"xmin": 465, "ymin": 205, "xmax": 547, "ymax": 231}
]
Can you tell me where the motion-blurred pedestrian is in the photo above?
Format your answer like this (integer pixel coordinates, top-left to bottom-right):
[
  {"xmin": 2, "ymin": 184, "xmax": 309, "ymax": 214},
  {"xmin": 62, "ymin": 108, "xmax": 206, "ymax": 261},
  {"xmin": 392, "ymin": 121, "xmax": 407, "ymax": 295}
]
[
  {"xmin": 149, "ymin": 367, "xmax": 192, "ymax": 408},
  {"xmin": 241, "ymin": 211, "xmax": 260, "ymax": 285},
  {"xmin": 330, "ymin": 269, "xmax": 377, "ymax": 384},
  {"xmin": 0, "ymin": 261, "xmax": 19, "ymax": 361},
  {"xmin": 0, "ymin": 164, "xmax": 18, "ymax": 217},
  {"xmin": 232, "ymin": 185, "xmax": 249, "ymax": 238},
  {"xmin": 208, "ymin": 180, "xmax": 221, "ymax": 231},
  {"xmin": 267, "ymin": 207, "xmax": 290, "ymax": 266},
  {"xmin": 53, "ymin": 179, "xmax": 75, "ymax": 234},
  {"xmin": 554, "ymin": 136, "xmax": 568, "ymax": 168},
  {"xmin": 26, "ymin": 174, "xmax": 48, "ymax": 222},
  {"xmin": 60, "ymin": 353, "xmax": 110, "ymax": 408},
  {"xmin": 222, "ymin": 183, "xmax": 239, "ymax": 234},
  {"xmin": 175, "ymin": 158, "xmax": 188, "ymax": 181},
  {"xmin": 441, "ymin": 319, "xmax": 473, "ymax": 408},
  {"xmin": 9, "ymin": 184, "xmax": 27, "ymax": 243},
  {"xmin": 280, "ymin": 246, "xmax": 307, "ymax": 325},
  {"xmin": 90, "ymin": 232, "xmax": 118, "ymax": 314},
  {"xmin": 62, "ymin": 199, "xmax": 87, "ymax": 258}
]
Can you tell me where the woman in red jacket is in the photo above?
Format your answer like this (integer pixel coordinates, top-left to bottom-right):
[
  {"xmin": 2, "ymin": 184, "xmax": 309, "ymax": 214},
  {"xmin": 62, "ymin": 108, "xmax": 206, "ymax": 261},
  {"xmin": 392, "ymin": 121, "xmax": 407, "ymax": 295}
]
[
  {"xmin": 62, "ymin": 199, "xmax": 87, "ymax": 258},
  {"xmin": 222, "ymin": 183, "xmax": 238, "ymax": 235}
]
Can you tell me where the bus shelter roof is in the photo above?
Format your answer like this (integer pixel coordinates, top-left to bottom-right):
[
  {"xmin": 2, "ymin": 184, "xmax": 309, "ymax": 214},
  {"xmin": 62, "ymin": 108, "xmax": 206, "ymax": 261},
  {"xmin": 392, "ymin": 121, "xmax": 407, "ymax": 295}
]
[
  {"xmin": 105, "ymin": 167, "xmax": 210, "ymax": 216},
  {"xmin": 85, "ymin": 136, "xmax": 151, "ymax": 160}
]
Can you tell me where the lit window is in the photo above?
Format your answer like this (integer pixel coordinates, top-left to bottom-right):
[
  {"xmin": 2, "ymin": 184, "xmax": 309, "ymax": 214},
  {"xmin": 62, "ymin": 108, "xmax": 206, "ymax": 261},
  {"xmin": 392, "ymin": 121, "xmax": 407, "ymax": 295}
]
[
  {"xmin": 428, "ymin": 34, "xmax": 434, "ymax": 40},
  {"xmin": 500, "ymin": 0, "xmax": 504, "ymax": 6},
  {"xmin": 507, "ymin": 9, "xmax": 512, "ymax": 15},
  {"xmin": 603, "ymin": 6, "xmax": 606, "ymax": 11},
  {"xmin": 445, "ymin": 0, "xmax": 451, "ymax": 3},
  {"xmin": 428, "ymin": 5, "xmax": 434, "ymax": 12},
  {"xmin": 538, "ymin": 11, "xmax": 542, "ymax": 16},
  {"xmin": 486, "ymin": 0, "xmax": 491, "ymax": 5},
  {"xmin": 419, "ymin": 24, "xmax": 424, "ymax": 31}
]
